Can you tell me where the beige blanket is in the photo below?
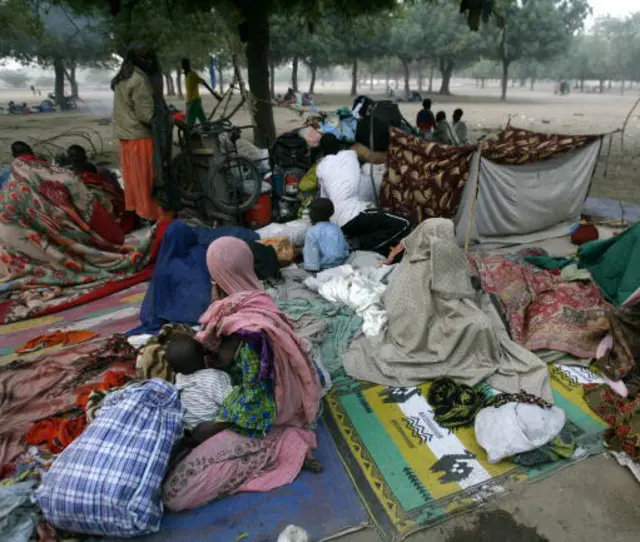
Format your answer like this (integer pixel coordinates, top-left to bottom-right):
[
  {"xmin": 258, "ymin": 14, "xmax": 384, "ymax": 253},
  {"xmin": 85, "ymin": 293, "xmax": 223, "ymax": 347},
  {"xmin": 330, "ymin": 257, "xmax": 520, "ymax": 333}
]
[{"xmin": 343, "ymin": 219, "xmax": 552, "ymax": 402}]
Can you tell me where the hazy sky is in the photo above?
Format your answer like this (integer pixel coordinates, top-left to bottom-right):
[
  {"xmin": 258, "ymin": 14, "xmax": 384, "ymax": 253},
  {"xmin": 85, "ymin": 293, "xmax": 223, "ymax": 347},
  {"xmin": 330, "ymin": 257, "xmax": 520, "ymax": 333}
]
[{"xmin": 588, "ymin": 0, "xmax": 636, "ymax": 20}]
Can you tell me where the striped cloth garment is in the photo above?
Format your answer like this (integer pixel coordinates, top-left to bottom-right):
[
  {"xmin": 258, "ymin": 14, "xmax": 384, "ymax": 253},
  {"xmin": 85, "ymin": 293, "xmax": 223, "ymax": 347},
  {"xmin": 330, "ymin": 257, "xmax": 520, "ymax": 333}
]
[{"xmin": 175, "ymin": 369, "xmax": 234, "ymax": 430}]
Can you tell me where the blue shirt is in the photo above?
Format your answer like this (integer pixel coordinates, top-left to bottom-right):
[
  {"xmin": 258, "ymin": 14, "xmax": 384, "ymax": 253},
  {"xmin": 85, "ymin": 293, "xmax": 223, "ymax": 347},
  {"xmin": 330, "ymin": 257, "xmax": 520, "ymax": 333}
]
[{"xmin": 303, "ymin": 222, "xmax": 350, "ymax": 272}]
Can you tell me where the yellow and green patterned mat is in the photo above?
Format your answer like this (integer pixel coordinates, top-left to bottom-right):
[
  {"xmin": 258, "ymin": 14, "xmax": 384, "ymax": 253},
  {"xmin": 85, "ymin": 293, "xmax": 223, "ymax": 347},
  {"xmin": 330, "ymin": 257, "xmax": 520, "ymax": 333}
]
[{"xmin": 324, "ymin": 365, "xmax": 607, "ymax": 541}]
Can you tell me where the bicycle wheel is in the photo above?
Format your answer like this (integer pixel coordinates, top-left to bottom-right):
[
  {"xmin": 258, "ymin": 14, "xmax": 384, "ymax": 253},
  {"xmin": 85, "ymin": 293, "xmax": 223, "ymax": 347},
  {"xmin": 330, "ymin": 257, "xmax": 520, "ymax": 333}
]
[{"xmin": 206, "ymin": 155, "xmax": 263, "ymax": 214}]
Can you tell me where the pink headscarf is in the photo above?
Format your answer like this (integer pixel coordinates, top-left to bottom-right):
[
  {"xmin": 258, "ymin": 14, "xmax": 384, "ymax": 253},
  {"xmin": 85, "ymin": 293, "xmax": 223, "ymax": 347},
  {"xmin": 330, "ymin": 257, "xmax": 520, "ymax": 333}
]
[
  {"xmin": 206, "ymin": 237, "xmax": 262, "ymax": 295},
  {"xmin": 197, "ymin": 238, "xmax": 322, "ymax": 428}
]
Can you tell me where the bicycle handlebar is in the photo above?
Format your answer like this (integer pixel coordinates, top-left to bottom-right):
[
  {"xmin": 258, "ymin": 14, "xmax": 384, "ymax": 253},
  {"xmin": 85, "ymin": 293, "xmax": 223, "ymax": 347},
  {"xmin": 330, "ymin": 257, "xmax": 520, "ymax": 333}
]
[{"xmin": 177, "ymin": 121, "xmax": 253, "ymax": 137}]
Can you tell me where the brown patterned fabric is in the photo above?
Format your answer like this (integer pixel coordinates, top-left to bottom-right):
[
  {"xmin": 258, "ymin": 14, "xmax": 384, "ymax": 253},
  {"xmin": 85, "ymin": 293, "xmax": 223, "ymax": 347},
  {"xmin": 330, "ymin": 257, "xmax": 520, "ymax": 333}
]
[
  {"xmin": 594, "ymin": 306, "xmax": 640, "ymax": 381},
  {"xmin": 380, "ymin": 127, "xmax": 602, "ymax": 225},
  {"xmin": 584, "ymin": 384, "xmax": 640, "ymax": 460},
  {"xmin": 380, "ymin": 128, "xmax": 474, "ymax": 223},
  {"xmin": 482, "ymin": 127, "xmax": 601, "ymax": 165},
  {"xmin": 135, "ymin": 323, "xmax": 196, "ymax": 383}
]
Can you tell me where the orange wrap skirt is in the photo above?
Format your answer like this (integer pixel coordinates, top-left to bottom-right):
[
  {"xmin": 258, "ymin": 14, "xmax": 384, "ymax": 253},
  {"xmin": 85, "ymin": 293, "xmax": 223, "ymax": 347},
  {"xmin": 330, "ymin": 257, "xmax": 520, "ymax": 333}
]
[{"xmin": 120, "ymin": 138, "xmax": 171, "ymax": 221}]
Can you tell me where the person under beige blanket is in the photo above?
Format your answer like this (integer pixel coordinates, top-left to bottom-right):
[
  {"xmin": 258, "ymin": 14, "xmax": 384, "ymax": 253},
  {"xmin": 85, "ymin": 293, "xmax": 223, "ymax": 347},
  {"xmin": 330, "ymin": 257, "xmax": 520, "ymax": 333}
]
[{"xmin": 343, "ymin": 218, "xmax": 553, "ymax": 402}]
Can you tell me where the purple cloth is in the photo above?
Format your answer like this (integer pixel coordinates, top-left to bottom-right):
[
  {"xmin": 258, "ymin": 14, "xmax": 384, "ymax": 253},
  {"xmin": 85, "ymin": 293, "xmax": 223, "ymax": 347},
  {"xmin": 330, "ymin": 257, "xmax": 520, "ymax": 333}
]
[{"xmin": 233, "ymin": 330, "xmax": 274, "ymax": 381}]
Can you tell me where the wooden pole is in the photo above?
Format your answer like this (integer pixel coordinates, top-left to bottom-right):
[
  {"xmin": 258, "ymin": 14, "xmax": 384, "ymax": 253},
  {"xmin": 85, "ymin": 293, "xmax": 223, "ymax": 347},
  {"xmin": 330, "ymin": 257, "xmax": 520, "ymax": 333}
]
[{"xmin": 464, "ymin": 144, "xmax": 483, "ymax": 253}]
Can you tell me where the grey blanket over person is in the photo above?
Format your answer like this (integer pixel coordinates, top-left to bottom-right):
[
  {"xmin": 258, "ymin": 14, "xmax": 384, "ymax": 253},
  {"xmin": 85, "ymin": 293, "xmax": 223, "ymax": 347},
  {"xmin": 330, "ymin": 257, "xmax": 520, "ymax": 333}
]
[{"xmin": 343, "ymin": 218, "xmax": 553, "ymax": 402}]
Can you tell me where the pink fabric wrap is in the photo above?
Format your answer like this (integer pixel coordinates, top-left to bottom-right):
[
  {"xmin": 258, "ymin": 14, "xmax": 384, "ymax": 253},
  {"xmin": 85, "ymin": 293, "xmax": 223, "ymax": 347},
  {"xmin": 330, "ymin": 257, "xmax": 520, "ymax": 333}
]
[
  {"xmin": 164, "ymin": 237, "xmax": 322, "ymax": 511},
  {"xmin": 198, "ymin": 235, "xmax": 322, "ymax": 428},
  {"xmin": 163, "ymin": 427, "xmax": 316, "ymax": 511},
  {"xmin": 206, "ymin": 237, "xmax": 262, "ymax": 295},
  {"xmin": 196, "ymin": 291, "xmax": 322, "ymax": 428}
]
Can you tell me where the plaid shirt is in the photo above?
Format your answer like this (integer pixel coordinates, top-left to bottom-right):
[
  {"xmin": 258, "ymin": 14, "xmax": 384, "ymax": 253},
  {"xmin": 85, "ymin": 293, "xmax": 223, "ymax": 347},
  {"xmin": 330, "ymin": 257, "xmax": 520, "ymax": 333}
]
[{"xmin": 36, "ymin": 379, "xmax": 184, "ymax": 536}]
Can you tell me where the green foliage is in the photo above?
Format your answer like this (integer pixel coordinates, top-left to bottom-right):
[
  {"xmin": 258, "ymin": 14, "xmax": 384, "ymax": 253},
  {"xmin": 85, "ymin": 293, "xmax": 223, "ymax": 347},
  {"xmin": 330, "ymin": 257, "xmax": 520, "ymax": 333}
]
[
  {"xmin": 482, "ymin": 0, "xmax": 590, "ymax": 66},
  {"xmin": 1, "ymin": 1, "xmax": 112, "ymax": 67}
]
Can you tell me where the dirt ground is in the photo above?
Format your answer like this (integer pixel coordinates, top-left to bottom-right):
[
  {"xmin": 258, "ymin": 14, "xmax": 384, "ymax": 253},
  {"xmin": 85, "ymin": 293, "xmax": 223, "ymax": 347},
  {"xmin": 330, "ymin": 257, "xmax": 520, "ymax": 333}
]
[
  {"xmin": 339, "ymin": 455, "xmax": 639, "ymax": 542},
  {"xmin": 1, "ymin": 79, "xmax": 639, "ymax": 202}
]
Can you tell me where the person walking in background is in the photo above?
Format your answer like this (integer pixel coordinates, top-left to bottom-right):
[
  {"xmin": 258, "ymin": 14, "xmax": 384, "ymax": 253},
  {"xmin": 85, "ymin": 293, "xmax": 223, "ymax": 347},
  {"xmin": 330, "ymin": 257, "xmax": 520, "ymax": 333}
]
[
  {"xmin": 182, "ymin": 58, "xmax": 221, "ymax": 125},
  {"xmin": 416, "ymin": 99, "xmax": 436, "ymax": 138},
  {"xmin": 112, "ymin": 43, "xmax": 169, "ymax": 222},
  {"xmin": 452, "ymin": 108, "xmax": 469, "ymax": 145}
]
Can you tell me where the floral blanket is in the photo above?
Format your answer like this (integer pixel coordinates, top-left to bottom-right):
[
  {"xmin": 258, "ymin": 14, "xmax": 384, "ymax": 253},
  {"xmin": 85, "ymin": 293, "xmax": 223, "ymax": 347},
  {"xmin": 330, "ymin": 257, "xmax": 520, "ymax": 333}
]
[
  {"xmin": 0, "ymin": 335, "xmax": 136, "ymax": 472},
  {"xmin": 470, "ymin": 249, "xmax": 610, "ymax": 359},
  {"xmin": 0, "ymin": 159, "xmax": 161, "ymax": 323}
]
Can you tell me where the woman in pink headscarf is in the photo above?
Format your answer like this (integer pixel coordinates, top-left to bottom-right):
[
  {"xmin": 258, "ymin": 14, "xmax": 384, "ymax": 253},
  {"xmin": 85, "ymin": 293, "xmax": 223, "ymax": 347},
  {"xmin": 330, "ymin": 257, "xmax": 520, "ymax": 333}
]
[{"xmin": 162, "ymin": 237, "xmax": 323, "ymax": 512}]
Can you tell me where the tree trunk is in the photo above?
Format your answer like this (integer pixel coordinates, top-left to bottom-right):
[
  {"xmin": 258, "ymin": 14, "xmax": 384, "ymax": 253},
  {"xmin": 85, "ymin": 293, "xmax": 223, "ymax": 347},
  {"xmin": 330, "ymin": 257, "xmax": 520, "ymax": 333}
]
[
  {"xmin": 291, "ymin": 55, "xmax": 299, "ymax": 92},
  {"xmin": 599, "ymin": 79, "xmax": 605, "ymax": 93},
  {"xmin": 501, "ymin": 60, "xmax": 509, "ymax": 101},
  {"xmin": 241, "ymin": 2, "xmax": 276, "ymax": 147},
  {"xmin": 580, "ymin": 77, "xmax": 584, "ymax": 92},
  {"xmin": 530, "ymin": 77, "xmax": 535, "ymax": 91},
  {"xmin": 309, "ymin": 63, "xmax": 317, "ymax": 94},
  {"xmin": 176, "ymin": 67, "xmax": 183, "ymax": 99},
  {"xmin": 394, "ymin": 74, "xmax": 399, "ymax": 89},
  {"xmin": 400, "ymin": 58, "xmax": 410, "ymax": 95},
  {"xmin": 218, "ymin": 67, "xmax": 224, "ymax": 93},
  {"xmin": 621, "ymin": 80, "xmax": 625, "ymax": 96},
  {"xmin": 63, "ymin": 63, "xmax": 79, "ymax": 99},
  {"xmin": 519, "ymin": 77, "xmax": 526, "ymax": 87},
  {"xmin": 269, "ymin": 61, "xmax": 275, "ymax": 98},
  {"xmin": 385, "ymin": 70, "xmax": 389, "ymax": 92},
  {"xmin": 417, "ymin": 63, "xmax": 423, "ymax": 91},
  {"xmin": 164, "ymin": 74, "xmax": 174, "ymax": 96},
  {"xmin": 428, "ymin": 65, "xmax": 434, "ymax": 92},
  {"xmin": 53, "ymin": 57, "xmax": 65, "ymax": 108},
  {"xmin": 350, "ymin": 59, "xmax": 358, "ymax": 97},
  {"xmin": 608, "ymin": 79, "xmax": 612, "ymax": 89},
  {"xmin": 438, "ymin": 58, "xmax": 454, "ymax": 95},
  {"xmin": 370, "ymin": 70, "xmax": 374, "ymax": 91},
  {"xmin": 481, "ymin": 77, "xmax": 486, "ymax": 89},
  {"xmin": 500, "ymin": 27, "xmax": 509, "ymax": 102}
]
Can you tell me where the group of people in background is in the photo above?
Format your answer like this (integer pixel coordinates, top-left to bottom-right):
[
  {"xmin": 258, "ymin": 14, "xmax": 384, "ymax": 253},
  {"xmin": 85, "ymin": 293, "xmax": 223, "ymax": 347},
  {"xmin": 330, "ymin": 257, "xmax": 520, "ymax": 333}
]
[{"xmin": 416, "ymin": 99, "xmax": 468, "ymax": 145}]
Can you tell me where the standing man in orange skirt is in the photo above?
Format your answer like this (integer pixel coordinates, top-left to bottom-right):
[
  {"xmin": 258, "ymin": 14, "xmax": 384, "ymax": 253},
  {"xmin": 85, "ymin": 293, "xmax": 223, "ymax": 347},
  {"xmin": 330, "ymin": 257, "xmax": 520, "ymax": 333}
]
[{"xmin": 111, "ymin": 44, "xmax": 170, "ymax": 223}]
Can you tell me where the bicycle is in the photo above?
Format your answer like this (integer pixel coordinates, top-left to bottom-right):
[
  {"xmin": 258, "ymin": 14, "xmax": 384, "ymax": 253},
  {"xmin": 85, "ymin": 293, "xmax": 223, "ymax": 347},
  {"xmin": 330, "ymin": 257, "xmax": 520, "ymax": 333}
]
[
  {"xmin": 171, "ymin": 115, "xmax": 265, "ymax": 224},
  {"xmin": 169, "ymin": 59, "xmax": 266, "ymax": 225}
]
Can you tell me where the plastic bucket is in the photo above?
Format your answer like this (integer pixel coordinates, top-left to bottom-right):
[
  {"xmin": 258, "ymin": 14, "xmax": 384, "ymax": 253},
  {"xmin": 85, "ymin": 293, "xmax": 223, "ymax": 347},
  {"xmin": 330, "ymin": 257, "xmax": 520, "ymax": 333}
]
[{"xmin": 243, "ymin": 182, "xmax": 273, "ymax": 228}]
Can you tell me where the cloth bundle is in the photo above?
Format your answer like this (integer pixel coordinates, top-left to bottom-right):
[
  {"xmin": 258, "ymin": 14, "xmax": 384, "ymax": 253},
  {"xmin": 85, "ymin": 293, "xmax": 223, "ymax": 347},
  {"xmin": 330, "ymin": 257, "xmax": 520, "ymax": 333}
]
[
  {"xmin": 35, "ymin": 380, "xmax": 184, "ymax": 536},
  {"xmin": 426, "ymin": 377, "xmax": 483, "ymax": 429},
  {"xmin": 0, "ymin": 480, "xmax": 40, "ymax": 542},
  {"xmin": 475, "ymin": 401, "xmax": 566, "ymax": 464},
  {"xmin": 305, "ymin": 265, "xmax": 388, "ymax": 337}
]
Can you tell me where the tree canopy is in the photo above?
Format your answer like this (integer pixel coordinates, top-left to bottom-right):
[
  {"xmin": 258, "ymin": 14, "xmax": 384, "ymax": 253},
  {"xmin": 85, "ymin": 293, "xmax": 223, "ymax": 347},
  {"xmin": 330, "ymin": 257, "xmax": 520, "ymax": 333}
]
[{"xmin": 6, "ymin": 0, "xmax": 626, "ymax": 143}]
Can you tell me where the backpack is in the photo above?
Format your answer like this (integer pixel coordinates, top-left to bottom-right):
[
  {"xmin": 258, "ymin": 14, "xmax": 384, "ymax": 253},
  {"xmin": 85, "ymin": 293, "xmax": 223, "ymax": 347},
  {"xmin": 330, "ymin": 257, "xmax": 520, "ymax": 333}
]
[{"xmin": 270, "ymin": 133, "xmax": 310, "ymax": 171}]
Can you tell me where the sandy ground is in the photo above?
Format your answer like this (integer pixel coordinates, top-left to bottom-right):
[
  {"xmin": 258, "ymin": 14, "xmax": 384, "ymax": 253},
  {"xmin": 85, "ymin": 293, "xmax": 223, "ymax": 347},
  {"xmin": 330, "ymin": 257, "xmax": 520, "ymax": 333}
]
[
  {"xmin": 1, "ymin": 79, "xmax": 639, "ymax": 202},
  {"xmin": 341, "ymin": 455, "xmax": 639, "ymax": 542}
]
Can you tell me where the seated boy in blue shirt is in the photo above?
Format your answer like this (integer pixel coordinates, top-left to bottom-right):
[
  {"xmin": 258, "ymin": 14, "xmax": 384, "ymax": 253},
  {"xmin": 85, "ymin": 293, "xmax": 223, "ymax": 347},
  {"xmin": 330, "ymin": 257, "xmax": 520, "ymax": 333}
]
[{"xmin": 303, "ymin": 198, "xmax": 350, "ymax": 272}]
